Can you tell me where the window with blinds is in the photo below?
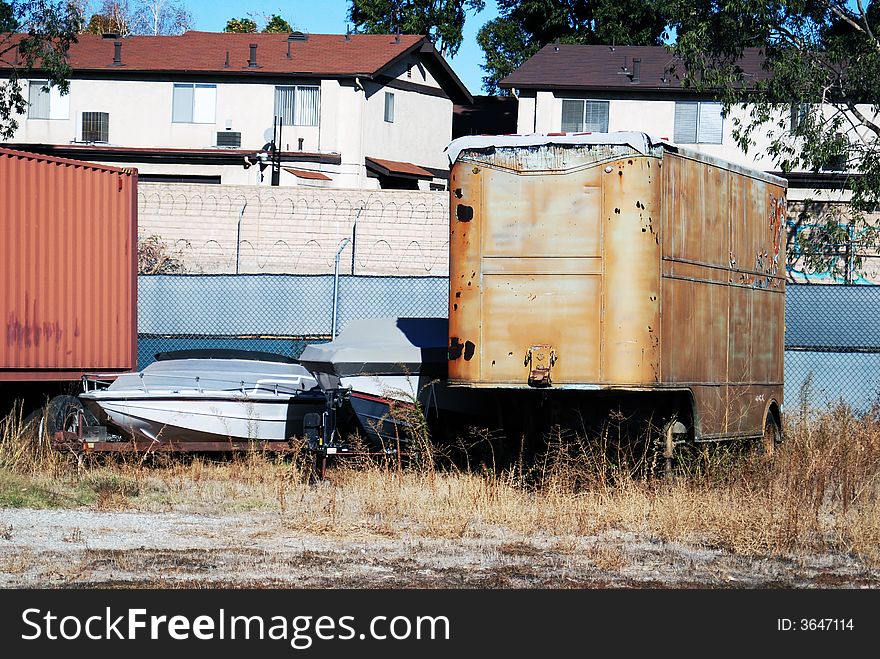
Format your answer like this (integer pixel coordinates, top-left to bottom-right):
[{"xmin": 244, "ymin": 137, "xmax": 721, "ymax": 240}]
[
  {"xmin": 172, "ymin": 84, "xmax": 216, "ymax": 123},
  {"xmin": 81, "ymin": 112, "xmax": 109, "ymax": 143},
  {"xmin": 561, "ymin": 99, "xmax": 609, "ymax": 133},
  {"xmin": 27, "ymin": 80, "xmax": 69, "ymax": 120},
  {"xmin": 274, "ymin": 85, "xmax": 320, "ymax": 126},
  {"xmin": 674, "ymin": 101, "xmax": 723, "ymax": 144}
]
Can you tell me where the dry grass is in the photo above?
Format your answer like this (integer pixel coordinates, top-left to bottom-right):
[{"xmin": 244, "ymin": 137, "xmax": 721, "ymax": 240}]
[{"xmin": 1, "ymin": 398, "xmax": 879, "ymax": 565}]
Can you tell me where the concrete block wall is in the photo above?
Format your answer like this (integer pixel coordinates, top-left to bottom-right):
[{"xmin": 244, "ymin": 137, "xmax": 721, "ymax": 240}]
[{"xmin": 138, "ymin": 183, "xmax": 450, "ymax": 275}]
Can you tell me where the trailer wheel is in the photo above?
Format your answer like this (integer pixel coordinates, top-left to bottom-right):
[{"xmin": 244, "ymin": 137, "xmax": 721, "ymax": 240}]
[
  {"xmin": 41, "ymin": 395, "xmax": 98, "ymax": 439},
  {"xmin": 761, "ymin": 414, "xmax": 782, "ymax": 457},
  {"xmin": 659, "ymin": 419, "xmax": 689, "ymax": 479}
]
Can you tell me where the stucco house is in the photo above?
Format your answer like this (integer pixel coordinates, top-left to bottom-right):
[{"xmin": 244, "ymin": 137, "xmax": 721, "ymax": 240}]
[
  {"xmin": 1, "ymin": 31, "xmax": 471, "ymax": 189},
  {"xmin": 500, "ymin": 44, "xmax": 854, "ymax": 205}
]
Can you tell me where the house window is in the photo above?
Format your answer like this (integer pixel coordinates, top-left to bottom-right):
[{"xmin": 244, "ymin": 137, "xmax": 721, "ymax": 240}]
[
  {"xmin": 172, "ymin": 83, "xmax": 216, "ymax": 123},
  {"xmin": 274, "ymin": 85, "xmax": 320, "ymax": 126},
  {"xmin": 790, "ymin": 103, "xmax": 811, "ymax": 132},
  {"xmin": 27, "ymin": 80, "xmax": 69, "ymax": 120},
  {"xmin": 81, "ymin": 112, "xmax": 109, "ymax": 143},
  {"xmin": 674, "ymin": 101, "xmax": 723, "ymax": 144},
  {"xmin": 561, "ymin": 99, "xmax": 608, "ymax": 133},
  {"xmin": 384, "ymin": 92, "xmax": 395, "ymax": 123}
]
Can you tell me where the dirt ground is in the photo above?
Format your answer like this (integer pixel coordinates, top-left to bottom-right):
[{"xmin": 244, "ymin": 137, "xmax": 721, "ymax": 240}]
[{"xmin": 1, "ymin": 506, "xmax": 878, "ymax": 588}]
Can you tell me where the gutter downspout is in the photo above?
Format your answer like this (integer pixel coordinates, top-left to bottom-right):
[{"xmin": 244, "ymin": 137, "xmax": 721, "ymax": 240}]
[{"xmin": 355, "ymin": 76, "xmax": 366, "ymax": 187}]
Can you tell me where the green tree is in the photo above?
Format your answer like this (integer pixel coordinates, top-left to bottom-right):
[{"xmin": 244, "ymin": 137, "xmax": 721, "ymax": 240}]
[
  {"xmin": 1, "ymin": 2, "xmax": 15, "ymax": 31},
  {"xmin": 670, "ymin": 1, "xmax": 880, "ymax": 281},
  {"xmin": 478, "ymin": 0, "xmax": 671, "ymax": 93},
  {"xmin": 224, "ymin": 16, "xmax": 257, "ymax": 33},
  {"xmin": 348, "ymin": 0, "xmax": 485, "ymax": 57},
  {"xmin": 262, "ymin": 13, "xmax": 292, "ymax": 33},
  {"xmin": 0, "ymin": 1, "xmax": 80, "ymax": 138}
]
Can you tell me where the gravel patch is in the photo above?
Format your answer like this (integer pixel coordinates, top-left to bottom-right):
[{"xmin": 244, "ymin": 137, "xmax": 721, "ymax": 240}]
[{"xmin": 2, "ymin": 507, "xmax": 878, "ymax": 588}]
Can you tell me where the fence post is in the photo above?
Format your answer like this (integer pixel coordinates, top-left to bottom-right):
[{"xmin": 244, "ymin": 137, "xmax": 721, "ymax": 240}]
[
  {"xmin": 235, "ymin": 199, "xmax": 247, "ymax": 275},
  {"xmin": 331, "ymin": 238, "xmax": 352, "ymax": 337}
]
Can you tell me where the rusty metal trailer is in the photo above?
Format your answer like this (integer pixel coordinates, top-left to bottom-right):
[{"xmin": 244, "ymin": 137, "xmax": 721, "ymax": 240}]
[{"xmin": 445, "ymin": 133, "xmax": 786, "ymax": 452}]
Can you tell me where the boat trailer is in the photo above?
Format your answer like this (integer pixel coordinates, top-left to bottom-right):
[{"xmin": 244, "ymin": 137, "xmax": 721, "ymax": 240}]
[{"xmin": 51, "ymin": 387, "xmax": 402, "ymax": 478}]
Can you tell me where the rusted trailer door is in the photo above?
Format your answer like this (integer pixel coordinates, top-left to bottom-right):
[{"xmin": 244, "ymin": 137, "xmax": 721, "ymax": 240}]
[
  {"xmin": 476, "ymin": 161, "xmax": 604, "ymax": 385},
  {"xmin": 450, "ymin": 141, "xmax": 662, "ymax": 389}
]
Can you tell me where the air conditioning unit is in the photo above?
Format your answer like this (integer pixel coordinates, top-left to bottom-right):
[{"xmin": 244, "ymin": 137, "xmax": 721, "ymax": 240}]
[{"xmin": 217, "ymin": 131, "xmax": 241, "ymax": 148}]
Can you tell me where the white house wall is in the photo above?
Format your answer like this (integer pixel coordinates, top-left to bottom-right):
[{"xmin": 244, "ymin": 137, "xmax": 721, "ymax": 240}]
[
  {"xmin": 518, "ymin": 93, "xmax": 868, "ymax": 202},
  {"xmin": 384, "ymin": 56, "xmax": 443, "ymax": 89},
  {"xmin": 361, "ymin": 82, "xmax": 452, "ymax": 173},
  {"xmin": 11, "ymin": 74, "xmax": 452, "ymax": 189}
]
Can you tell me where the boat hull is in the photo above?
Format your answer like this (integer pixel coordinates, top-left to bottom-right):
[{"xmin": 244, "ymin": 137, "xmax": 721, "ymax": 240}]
[{"xmin": 82, "ymin": 392, "xmax": 326, "ymax": 443}]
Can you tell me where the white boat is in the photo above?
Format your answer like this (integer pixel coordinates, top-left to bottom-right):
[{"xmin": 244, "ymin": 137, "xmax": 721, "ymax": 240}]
[
  {"xmin": 298, "ymin": 318, "xmax": 480, "ymax": 446},
  {"xmin": 80, "ymin": 350, "xmax": 327, "ymax": 443}
]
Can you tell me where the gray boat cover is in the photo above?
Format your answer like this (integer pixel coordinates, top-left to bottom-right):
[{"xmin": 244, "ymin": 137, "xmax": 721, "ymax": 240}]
[{"xmin": 299, "ymin": 317, "xmax": 448, "ymax": 377}]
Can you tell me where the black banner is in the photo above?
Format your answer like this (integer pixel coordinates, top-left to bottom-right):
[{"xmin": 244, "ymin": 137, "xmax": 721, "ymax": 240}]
[{"xmin": 0, "ymin": 588, "xmax": 873, "ymax": 657}]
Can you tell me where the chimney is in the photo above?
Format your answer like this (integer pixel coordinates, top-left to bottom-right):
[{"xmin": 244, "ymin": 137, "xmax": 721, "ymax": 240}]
[
  {"xmin": 248, "ymin": 43, "xmax": 258, "ymax": 68},
  {"xmin": 113, "ymin": 41, "xmax": 122, "ymax": 66},
  {"xmin": 632, "ymin": 58, "xmax": 641, "ymax": 83}
]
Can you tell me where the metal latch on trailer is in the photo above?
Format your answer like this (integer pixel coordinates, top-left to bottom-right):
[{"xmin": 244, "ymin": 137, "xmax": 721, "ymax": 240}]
[{"xmin": 525, "ymin": 344, "xmax": 557, "ymax": 387}]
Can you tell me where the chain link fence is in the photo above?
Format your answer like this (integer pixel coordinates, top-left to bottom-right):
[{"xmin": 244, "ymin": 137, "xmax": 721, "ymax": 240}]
[
  {"xmin": 784, "ymin": 284, "xmax": 880, "ymax": 411},
  {"xmin": 137, "ymin": 275, "xmax": 880, "ymax": 412},
  {"xmin": 137, "ymin": 274, "xmax": 448, "ymax": 369}
]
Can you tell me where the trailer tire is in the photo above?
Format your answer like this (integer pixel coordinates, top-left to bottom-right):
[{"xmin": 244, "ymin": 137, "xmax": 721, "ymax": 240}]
[
  {"xmin": 41, "ymin": 395, "xmax": 98, "ymax": 439},
  {"xmin": 761, "ymin": 414, "xmax": 782, "ymax": 457}
]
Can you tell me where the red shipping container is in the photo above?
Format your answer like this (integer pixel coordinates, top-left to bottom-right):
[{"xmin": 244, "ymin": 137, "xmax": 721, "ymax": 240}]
[{"xmin": 0, "ymin": 147, "xmax": 137, "ymax": 381}]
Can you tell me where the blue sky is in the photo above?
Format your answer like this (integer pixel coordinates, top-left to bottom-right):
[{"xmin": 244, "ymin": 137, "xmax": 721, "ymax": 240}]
[{"xmin": 182, "ymin": 0, "xmax": 500, "ymax": 94}]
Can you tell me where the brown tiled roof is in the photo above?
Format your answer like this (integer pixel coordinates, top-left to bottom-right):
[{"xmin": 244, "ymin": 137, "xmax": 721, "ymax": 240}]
[
  {"xmin": 365, "ymin": 157, "xmax": 434, "ymax": 178},
  {"xmin": 284, "ymin": 167, "xmax": 331, "ymax": 180},
  {"xmin": 501, "ymin": 44, "xmax": 771, "ymax": 92},
  {"xmin": 4, "ymin": 31, "xmax": 426, "ymax": 76}
]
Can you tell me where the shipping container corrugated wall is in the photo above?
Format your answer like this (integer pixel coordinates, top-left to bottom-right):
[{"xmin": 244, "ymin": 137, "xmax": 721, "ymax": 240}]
[{"xmin": 0, "ymin": 148, "xmax": 137, "ymax": 381}]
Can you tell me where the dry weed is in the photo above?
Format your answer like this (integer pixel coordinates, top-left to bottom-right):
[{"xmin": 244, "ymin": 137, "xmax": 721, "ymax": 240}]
[{"xmin": 1, "ymin": 398, "xmax": 878, "ymax": 565}]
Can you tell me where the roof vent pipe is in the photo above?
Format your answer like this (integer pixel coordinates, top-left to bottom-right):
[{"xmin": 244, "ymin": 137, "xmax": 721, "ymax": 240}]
[
  {"xmin": 248, "ymin": 43, "xmax": 258, "ymax": 68},
  {"xmin": 286, "ymin": 40, "xmax": 292, "ymax": 58},
  {"xmin": 224, "ymin": 50, "xmax": 230, "ymax": 68},
  {"xmin": 632, "ymin": 58, "xmax": 641, "ymax": 83},
  {"xmin": 113, "ymin": 41, "xmax": 122, "ymax": 66}
]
